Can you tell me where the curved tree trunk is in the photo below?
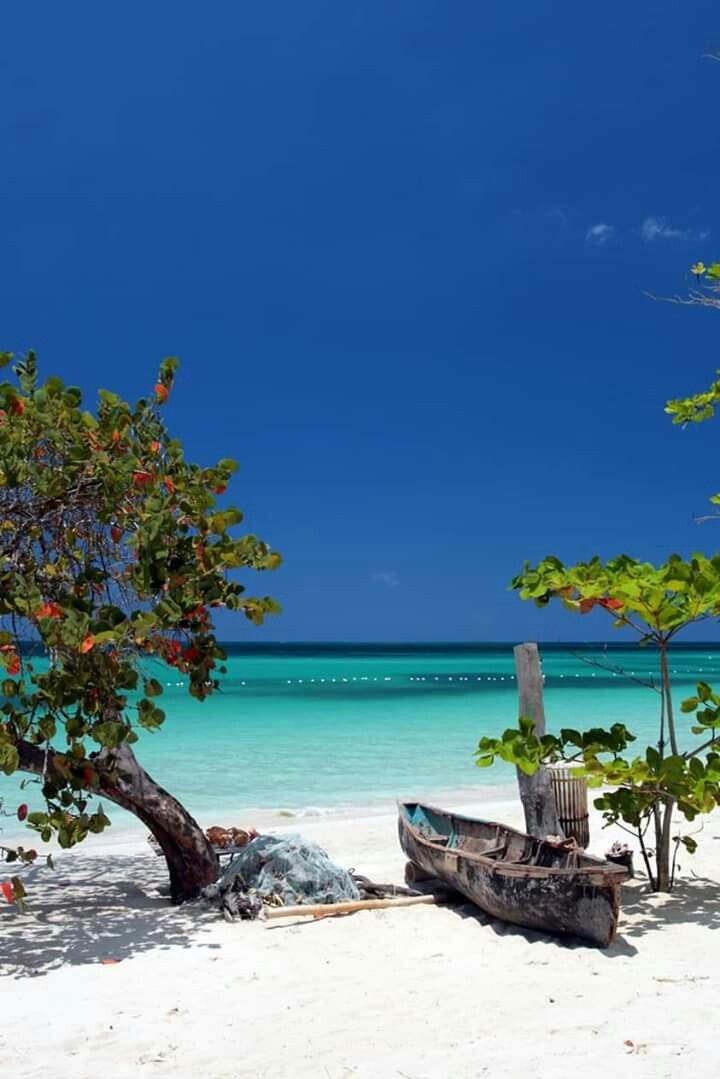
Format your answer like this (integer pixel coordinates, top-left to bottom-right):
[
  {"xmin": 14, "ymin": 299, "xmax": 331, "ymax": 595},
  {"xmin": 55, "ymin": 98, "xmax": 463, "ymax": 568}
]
[{"xmin": 17, "ymin": 740, "xmax": 218, "ymax": 903}]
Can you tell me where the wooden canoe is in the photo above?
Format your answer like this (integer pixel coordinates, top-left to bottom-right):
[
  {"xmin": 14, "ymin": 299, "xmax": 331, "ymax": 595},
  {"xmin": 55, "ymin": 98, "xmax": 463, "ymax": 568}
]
[{"xmin": 398, "ymin": 801, "xmax": 630, "ymax": 947}]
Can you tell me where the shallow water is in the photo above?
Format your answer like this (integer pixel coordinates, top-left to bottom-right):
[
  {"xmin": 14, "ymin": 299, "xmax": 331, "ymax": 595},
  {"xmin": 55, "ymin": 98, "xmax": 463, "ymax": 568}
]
[{"xmin": 4, "ymin": 642, "xmax": 715, "ymax": 832}]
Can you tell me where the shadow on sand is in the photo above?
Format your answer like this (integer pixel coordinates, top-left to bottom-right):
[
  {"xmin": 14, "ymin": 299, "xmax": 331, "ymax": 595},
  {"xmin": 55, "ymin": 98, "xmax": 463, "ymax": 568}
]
[
  {"xmin": 4, "ymin": 856, "xmax": 717, "ymax": 977},
  {"xmin": 0, "ymin": 852, "xmax": 219, "ymax": 978},
  {"xmin": 444, "ymin": 870, "xmax": 720, "ymax": 956},
  {"xmin": 443, "ymin": 899, "xmax": 636, "ymax": 957},
  {"xmin": 619, "ymin": 873, "xmax": 720, "ymax": 940}
]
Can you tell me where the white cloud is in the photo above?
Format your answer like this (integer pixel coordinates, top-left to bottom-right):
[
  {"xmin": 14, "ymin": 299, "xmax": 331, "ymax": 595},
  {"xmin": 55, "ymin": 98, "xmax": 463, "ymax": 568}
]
[
  {"xmin": 370, "ymin": 571, "xmax": 399, "ymax": 589},
  {"xmin": 585, "ymin": 223, "xmax": 615, "ymax": 246},
  {"xmin": 640, "ymin": 216, "xmax": 699, "ymax": 242}
]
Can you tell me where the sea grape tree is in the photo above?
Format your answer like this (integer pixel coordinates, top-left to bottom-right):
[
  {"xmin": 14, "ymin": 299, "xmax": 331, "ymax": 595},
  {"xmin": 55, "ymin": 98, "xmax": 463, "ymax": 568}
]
[
  {"xmin": 476, "ymin": 553, "xmax": 720, "ymax": 891},
  {"xmin": 0, "ymin": 351, "xmax": 280, "ymax": 904}
]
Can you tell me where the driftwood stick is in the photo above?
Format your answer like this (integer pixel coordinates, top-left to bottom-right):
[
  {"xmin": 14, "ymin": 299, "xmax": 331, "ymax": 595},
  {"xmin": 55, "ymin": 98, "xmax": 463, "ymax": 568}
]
[
  {"xmin": 264, "ymin": 893, "xmax": 451, "ymax": 921},
  {"xmin": 513, "ymin": 642, "xmax": 562, "ymax": 839}
]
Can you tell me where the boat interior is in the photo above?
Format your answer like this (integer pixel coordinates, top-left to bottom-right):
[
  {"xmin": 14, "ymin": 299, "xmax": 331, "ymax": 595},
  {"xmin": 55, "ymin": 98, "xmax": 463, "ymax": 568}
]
[{"xmin": 402, "ymin": 802, "xmax": 586, "ymax": 869}]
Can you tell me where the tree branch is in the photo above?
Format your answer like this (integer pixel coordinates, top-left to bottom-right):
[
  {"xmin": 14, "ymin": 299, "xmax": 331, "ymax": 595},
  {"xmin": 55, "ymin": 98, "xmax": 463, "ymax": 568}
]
[{"xmin": 570, "ymin": 650, "xmax": 660, "ymax": 693}]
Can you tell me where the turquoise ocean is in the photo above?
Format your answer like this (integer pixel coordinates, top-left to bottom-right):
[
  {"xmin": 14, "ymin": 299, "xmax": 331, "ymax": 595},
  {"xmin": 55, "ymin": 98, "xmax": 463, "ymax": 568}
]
[{"xmin": 5, "ymin": 643, "xmax": 720, "ymax": 833}]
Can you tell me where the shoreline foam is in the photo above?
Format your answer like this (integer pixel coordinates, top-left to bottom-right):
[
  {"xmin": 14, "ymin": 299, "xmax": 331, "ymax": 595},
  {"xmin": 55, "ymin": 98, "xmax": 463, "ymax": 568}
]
[{"xmin": 1, "ymin": 780, "xmax": 520, "ymax": 851}]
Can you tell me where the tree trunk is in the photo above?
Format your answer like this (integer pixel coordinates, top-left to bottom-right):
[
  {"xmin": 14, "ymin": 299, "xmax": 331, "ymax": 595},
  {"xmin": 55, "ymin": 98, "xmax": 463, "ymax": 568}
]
[
  {"xmin": 16, "ymin": 739, "xmax": 218, "ymax": 903},
  {"xmin": 659, "ymin": 643, "xmax": 678, "ymax": 756},
  {"xmin": 654, "ymin": 797, "xmax": 674, "ymax": 892},
  {"xmin": 655, "ymin": 640, "xmax": 676, "ymax": 892},
  {"xmin": 513, "ymin": 643, "xmax": 562, "ymax": 838}
]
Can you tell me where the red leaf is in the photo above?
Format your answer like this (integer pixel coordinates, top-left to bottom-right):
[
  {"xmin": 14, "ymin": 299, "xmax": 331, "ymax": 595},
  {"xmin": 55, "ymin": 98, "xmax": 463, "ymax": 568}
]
[
  {"xmin": 10, "ymin": 398, "xmax": 25, "ymax": 415},
  {"xmin": 150, "ymin": 440, "xmax": 160, "ymax": 453},
  {"xmin": 17, "ymin": 803, "xmax": 28, "ymax": 822},
  {"xmin": 36, "ymin": 602, "xmax": 63, "ymax": 620},
  {"xmin": 1, "ymin": 882, "xmax": 14, "ymax": 904},
  {"xmin": 110, "ymin": 525, "xmax": 122, "ymax": 544},
  {"xmin": 154, "ymin": 383, "xmax": 169, "ymax": 404},
  {"xmin": 579, "ymin": 599, "xmax": 596, "ymax": 615},
  {"xmin": 163, "ymin": 476, "xmax": 175, "ymax": 495},
  {"xmin": 599, "ymin": 597, "xmax": 624, "ymax": 611},
  {"xmin": 132, "ymin": 470, "xmax": 153, "ymax": 488},
  {"xmin": 213, "ymin": 485, "xmax": 226, "ymax": 495},
  {"xmin": 6, "ymin": 656, "xmax": 20, "ymax": 676},
  {"xmin": 81, "ymin": 634, "xmax": 96, "ymax": 654}
]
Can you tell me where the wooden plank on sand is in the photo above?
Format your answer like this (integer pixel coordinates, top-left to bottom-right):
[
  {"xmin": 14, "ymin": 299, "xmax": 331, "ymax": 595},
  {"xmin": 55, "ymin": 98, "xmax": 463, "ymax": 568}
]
[{"xmin": 264, "ymin": 893, "xmax": 452, "ymax": 921}]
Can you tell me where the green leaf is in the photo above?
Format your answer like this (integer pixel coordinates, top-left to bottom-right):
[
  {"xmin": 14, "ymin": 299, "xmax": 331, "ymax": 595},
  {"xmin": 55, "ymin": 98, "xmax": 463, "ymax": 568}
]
[
  {"xmin": 697, "ymin": 682, "xmax": 712, "ymax": 702},
  {"xmin": 91, "ymin": 720, "xmax": 128, "ymax": 749},
  {"xmin": 0, "ymin": 743, "xmax": 19, "ymax": 774},
  {"xmin": 216, "ymin": 458, "xmax": 239, "ymax": 474}
]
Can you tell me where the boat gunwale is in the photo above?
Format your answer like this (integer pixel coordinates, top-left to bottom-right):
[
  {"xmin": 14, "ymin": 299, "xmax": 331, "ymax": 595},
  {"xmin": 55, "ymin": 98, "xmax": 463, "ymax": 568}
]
[{"xmin": 398, "ymin": 801, "xmax": 630, "ymax": 881}]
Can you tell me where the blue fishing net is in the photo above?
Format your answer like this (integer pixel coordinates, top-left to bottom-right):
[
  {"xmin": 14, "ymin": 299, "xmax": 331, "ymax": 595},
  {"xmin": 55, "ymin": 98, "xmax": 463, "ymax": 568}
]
[{"xmin": 204, "ymin": 833, "xmax": 360, "ymax": 907}]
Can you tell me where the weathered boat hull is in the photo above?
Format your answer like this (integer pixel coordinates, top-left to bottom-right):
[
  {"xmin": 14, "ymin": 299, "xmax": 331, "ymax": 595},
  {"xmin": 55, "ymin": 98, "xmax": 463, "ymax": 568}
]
[{"xmin": 398, "ymin": 802, "xmax": 629, "ymax": 947}]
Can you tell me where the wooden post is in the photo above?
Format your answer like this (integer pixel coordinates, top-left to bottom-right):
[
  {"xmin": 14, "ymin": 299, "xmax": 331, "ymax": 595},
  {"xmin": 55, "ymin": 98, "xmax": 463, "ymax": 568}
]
[{"xmin": 513, "ymin": 642, "xmax": 562, "ymax": 839}]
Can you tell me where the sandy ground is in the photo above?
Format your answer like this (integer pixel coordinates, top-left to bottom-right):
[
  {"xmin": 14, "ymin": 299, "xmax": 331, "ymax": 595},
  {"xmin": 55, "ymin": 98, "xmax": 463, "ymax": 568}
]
[{"xmin": 2, "ymin": 796, "xmax": 720, "ymax": 1079}]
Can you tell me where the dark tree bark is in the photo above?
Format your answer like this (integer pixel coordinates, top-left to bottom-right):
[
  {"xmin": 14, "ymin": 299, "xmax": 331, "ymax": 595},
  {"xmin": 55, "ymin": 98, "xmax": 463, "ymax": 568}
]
[{"xmin": 16, "ymin": 739, "xmax": 218, "ymax": 903}]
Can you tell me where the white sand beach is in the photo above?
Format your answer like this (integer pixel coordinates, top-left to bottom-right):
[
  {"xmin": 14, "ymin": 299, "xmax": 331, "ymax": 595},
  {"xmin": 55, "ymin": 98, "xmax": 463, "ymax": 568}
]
[{"xmin": 2, "ymin": 796, "xmax": 719, "ymax": 1079}]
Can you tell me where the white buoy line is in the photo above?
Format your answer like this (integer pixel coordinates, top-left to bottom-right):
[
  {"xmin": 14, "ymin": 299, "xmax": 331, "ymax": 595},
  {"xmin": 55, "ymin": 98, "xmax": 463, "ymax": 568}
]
[
  {"xmin": 223, "ymin": 664, "xmax": 720, "ymax": 690},
  {"xmin": 166, "ymin": 654, "xmax": 720, "ymax": 692}
]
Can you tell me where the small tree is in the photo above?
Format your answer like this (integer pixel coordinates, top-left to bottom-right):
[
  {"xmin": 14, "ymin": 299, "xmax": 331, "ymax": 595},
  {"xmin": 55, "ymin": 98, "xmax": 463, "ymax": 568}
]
[
  {"xmin": 475, "ymin": 553, "xmax": 720, "ymax": 891},
  {"xmin": 475, "ymin": 259, "xmax": 720, "ymax": 894},
  {"xmin": 0, "ymin": 351, "xmax": 280, "ymax": 903}
]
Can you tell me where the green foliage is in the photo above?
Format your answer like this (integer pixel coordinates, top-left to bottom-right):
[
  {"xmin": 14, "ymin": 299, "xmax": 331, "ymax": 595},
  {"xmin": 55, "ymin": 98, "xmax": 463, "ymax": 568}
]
[
  {"xmin": 666, "ymin": 368, "xmax": 720, "ymax": 426},
  {"xmin": 665, "ymin": 363, "xmax": 720, "ymax": 506},
  {"xmin": 511, "ymin": 552, "xmax": 720, "ymax": 640},
  {"xmin": 0, "ymin": 352, "xmax": 281, "ymax": 876},
  {"xmin": 480, "ymin": 550, "xmax": 720, "ymax": 889},
  {"xmin": 475, "ymin": 708, "xmax": 720, "ymax": 831}
]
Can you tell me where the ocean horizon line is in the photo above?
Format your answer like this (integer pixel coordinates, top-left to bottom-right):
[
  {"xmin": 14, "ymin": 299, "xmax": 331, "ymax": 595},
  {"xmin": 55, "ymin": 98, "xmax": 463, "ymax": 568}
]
[{"xmin": 209, "ymin": 639, "xmax": 720, "ymax": 650}]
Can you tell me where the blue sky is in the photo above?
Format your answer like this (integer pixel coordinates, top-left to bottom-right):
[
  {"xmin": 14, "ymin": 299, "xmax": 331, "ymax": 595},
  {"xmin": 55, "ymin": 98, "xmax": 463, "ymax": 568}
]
[{"xmin": 2, "ymin": 1, "xmax": 719, "ymax": 641}]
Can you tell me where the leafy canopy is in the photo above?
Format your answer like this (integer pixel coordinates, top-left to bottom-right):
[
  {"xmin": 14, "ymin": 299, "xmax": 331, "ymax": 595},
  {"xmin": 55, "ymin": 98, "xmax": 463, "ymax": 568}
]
[
  {"xmin": 0, "ymin": 352, "xmax": 280, "ymax": 863},
  {"xmin": 477, "ymin": 551, "xmax": 720, "ymax": 886},
  {"xmin": 511, "ymin": 552, "xmax": 720, "ymax": 641}
]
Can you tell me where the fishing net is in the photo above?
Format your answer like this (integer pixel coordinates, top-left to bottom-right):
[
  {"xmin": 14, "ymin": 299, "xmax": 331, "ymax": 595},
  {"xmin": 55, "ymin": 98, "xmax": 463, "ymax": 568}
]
[{"xmin": 202, "ymin": 833, "xmax": 360, "ymax": 918}]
